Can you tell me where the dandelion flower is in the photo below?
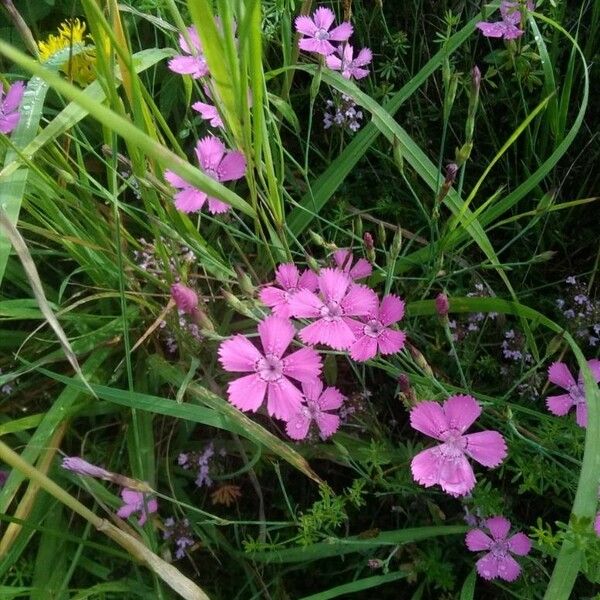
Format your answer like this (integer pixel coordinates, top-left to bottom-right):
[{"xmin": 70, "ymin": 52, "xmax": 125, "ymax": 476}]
[
  {"xmin": 168, "ymin": 26, "xmax": 209, "ymax": 78},
  {"xmin": 164, "ymin": 136, "xmax": 246, "ymax": 214},
  {"xmin": 259, "ymin": 263, "xmax": 318, "ymax": 318},
  {"xmin": 326, "ymin": 45, "xmax": 372, "ymax": 80},
  {"xmin": 0, "ymin": 81, "xmax": 25, "ymax": 135},
  {"xmin": 295, "ymin": 7, "xmax": 353, "ymax": 56},
  {"xmin": 410, "ymin": 395, "xmax": 507, "ymax": 497},
  {"xmin": 218, "ymin": 315, "xmax": 322, "ymax": 420},
  {"xmin": 545, "ymin": 360, "xmax": 600, "ymax": 428},
  {"xmin": 466, "ymin": 516, "xmax": 531, "ymax": 581}
]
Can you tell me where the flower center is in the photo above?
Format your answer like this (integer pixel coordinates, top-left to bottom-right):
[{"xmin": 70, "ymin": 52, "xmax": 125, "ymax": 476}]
[
  {"xmin": 489, "ymin": 539, "xmax": 510, "ymax": 558},
  {"xmin": 569, "ymin": 384, "xmax": 586, "ymax": 406},
  {"xmin": 320, "ymin": 301, "xmax": 343, "ymax": 321},
  {"xmin": 204, "ymin": 167, "xmax": 219, "ymax": 181},
  {"xmin": 363, "ymin": 319, "xmax": 384, "ymax": 338},
  {"xmin": 438, "ymin": 429, "xmax": 466, "ymax": 458},
  {"xmin": 256, "ymin": 354, "xmax": 284, "ymax": 382},
  {"xmin": 315, "ymin": 28, "xmax": 330, "ymax": 40}
]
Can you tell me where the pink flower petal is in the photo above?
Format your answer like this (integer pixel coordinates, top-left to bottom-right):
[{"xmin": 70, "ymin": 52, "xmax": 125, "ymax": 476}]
[
  {"xmin": 548, "ymin": 362, "xmax": 576, "ymax": 389},
  {"xmin": 325, "ymin": 54, "xmax": 343, "ymax": 71},
  {"xmin": 328, "ymin": 22, "xmax": 353, "ymax": 42},
  {"xmin": 502, "ymin": 24, "xmax": 525, "ymax": 40},
  {"xmin": 301, "ymin": 379, "xmax": 324, "ymax": 402},
  {"xmin": 288, "ymin": 289, "xmax": 323, "ymax": 318},
  {"xmin": 218, "ymin": 334, "xmax": 262, "ymax": 372},
  {"xmin": 286, "ymin": 410, "xmax": 311, "ymax": 440},
  {"xmin": 575, "ymin": 401, "xmax": 587, "ymax": 428},
  {"xmin": 196, "ymin": 136, "xmax": 226, "ymax": 173},
  {"xmin": 411, "ymin": 446, "xmax": 476, "ymax": 496},
  {"xmin": 179, "ymin": 27, "xmax": 201, "ymax": 54},
  {"xmin": 354, "ymin": 47, "xmax": 373, "ymax": 67},
  {"xmin": 501, "ymin": 1, "xmax": 523, "ymax": 25},
  {"xmin": 266, "ymin": 377, "xmax": 303, "ymax": 420},
  {"xmin": 463, "ymin": 431, "xmax": 507, "ymax": 468},
  {"xmin": 315, "ymin": 411, "xmax": 339, "ymax": 438},
  {"xmin": 349, "ymin": 258, "xmax": 372, "ymax": 280},
  {"xmin": 484, "ymin": 516, "xmax": 511, "ymax": 541},
  {"xmin": 299, "ymin": 319, "xmax": 356, "ymax": 350},
  {"xmin": 3, "ymin": 81, "xmax": 25, "ymax": 113},
  {"xmin": 259, "ymin": 286, "xmax": 288, "ymax": 314},
  {"xmin": 317, "ymin": 386, "xmax": 345, "ymax": 411},
  {"xmin": 299, "ymin": 38, "xmax": 336, "ymax": 56},
  {"xmin": 378, "ymin": 295, "xmax": 405, "ymax": 326},
  {"xmin": 258, "ymin": 315, "xmax": 295, "ymax": 358},
  {"xmin": 0, "ymin": 113, "xmax": 20, "ymax": 134},
  {"xmin": 376, "ymin": 328, "xmax": 406, "ymax": 355},
  {"xmin": 476, "ymin": 21, "xmax": 507, "ymax": 38},
  {"xmin": 174, "ymin": 187, "xmax": 207, "ymax": 213},
  {"xmin": 495, "ymin": 554, "xmax": 522, "ymax": 582},
  {"xmin": 443, "ymin": 394, "xmax": 481, "ymax": 432},
  {"xmin": 581, "ymin": 359, "xmax": 600, "ymax": 383},
  {"xmin": 319, "ymin": 268, "xmax": 351, "ymax": 304},
  {"xmin": 594, "ymin": 513, "xmax": 600, "ymax": 537},
  {"xmin": 465, "ymin": 529, "xmax": 493, "ymax": 552},
  {"xmin": 294, "ymin": 15, "xmax": 317, "ymax": 37},
  {"xmin": 191, "ymin": 101, "xmax": 223, "ymax": 128},
  {"xmin": 340, "ymin": 284, "xmax": 378, "ymax": 317},
  {"xmin": 349, "ymin": 334, "xmax": 378, "ymax": 362},
  {"xmin": 410, "ymin": 401, "xmax": 447, "ymax": 440},
  {"xmin": 227, "ymin": 374, "xmax": 267, "ymax": 412},
  {"xmin": 164, "ymin": 169, "xmax": 187, "ymax": 189},
  {"xmin": 546, "ymin": 393, "xmax": 574, "ymax": 417},
  {"xmin": 298, "ymin": 269, "xmax": 318, "ymax": 291},
  {"xmin": 218, "ymin": 150, "xmax": 246, "ymax": 182},
  {"xmin": 282, "ymin": 347, "xmax": 322, "ymax": 382},
  {"xmin": 475, "ymin": 553, "xmax": 501, "ymax": 580},
  {"xmin": 507, "ymin": 532, "xmax": 532, "ymax": 556},
  {"xmin": 206, "ymin": 196, "xmax": 230, "ymax": 214},
  {"xmin": 312, "ymin": 6, "xmax": 335, "ymax": 30},
  {"xmin": 168, "ymin": 55, "xmax": 207, "ymax": 78},
  {"xmin": 275, "ymin": 263, "xmax": 300, "ymax": 290}
]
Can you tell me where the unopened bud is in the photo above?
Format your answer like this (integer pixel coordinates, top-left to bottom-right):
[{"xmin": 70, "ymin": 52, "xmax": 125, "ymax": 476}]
[
  {"xmin": 407, "ymin": 343, "xmax": 434, "ymax": 377},
  {"xmin": 378, "ymin": 222, "xmax": 386, "ymax": 246},
  {"xmin": 236, "ymin": 267, "xmax": 255, "ymax": 297},
  {"xmin": 390, "ymin": 227, "xmax": 402, "ymax": 260},
  {"xmin": 471, "ymin": 66, "xmax": 481, "ymax": 94},
  {"xmin": 305, "ymin": 255, "xmax": 320, "ymax": 273},
  {"xmin": 171, "ymin": 283, "xmax": 198, "ymax": 315},
  {"xmin": 435, "ymin": 292, "xmax": 449, "ymax": 317},
  {"xmin": 363, "ymin": 232, "xmax": 376, "ymax": 263},
  {"xmin": 455, "ymin": 142, "xmax": 472, "ymax": 166},
  {"xmin": 398, "ymin": 373, "xmax": 411, "ymax": 395},
  {"xmin": 393, "ymin": 136, "xmax": 404, "ymax": 174},
  {"xmin": 222, "ymin": 290, "xmax": 256, "ymax": 318},
  {"xmin": 444, "ymin": 163, "xmax": 458, "ymax": 187},
  {"xmin": 354, "ymin": 216, "xmax": 363, "ymax": 240}
]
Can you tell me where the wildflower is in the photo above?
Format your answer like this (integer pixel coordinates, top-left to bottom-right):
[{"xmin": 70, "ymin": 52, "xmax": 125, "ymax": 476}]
[
  {"xmin": 595, "ymin": 513, "xmax": 600, "ymax": 537},
  {"xmin": 171, "ymin": 283, "xmax": 198, "ymax": 315},
  {"xmin": 288, "ymin": 268, "xmax": 378, "ymax": 350},
  {"xmin": 332, "ymin": 249, "xmax": 372, "ymax": 280},
  {"xmin": 62, "ymin": 456, "xmax": 112, "ymax": 481},
  {"xmin": 435, "ymin": 293, "xmax": 449, "ymax": 317},
  {"xmin": 286, "ymin": 379, "xmax": 345, "ymax": 440},
  {"xmin": 476, "ymin": 1, "xmax": 532, "ymax": 40},
  {"xmin": 0, "ymin": 81, "xmax": 25, "ymax": 135},
  {"xmin": 178, "ymin": 443, "xmax": 214, "ymax": 488},
  {"xmin": 164, "ymin": 136, "xmax": 246, "ymax": 214},
  {"xmin": 192, "ymin": 100, "xmax": 223, "ymax": 128},
  {"xmin": 37, "ymin": 19, "xmax": 96, "ymax": 86},
  {"xmin": 410, "ymin": 395, "xmax": 507, "ymax": 497},
  {"xmin": 349, "ymin": 294, "xmax": 406, "ymax": 362},
  {"xmin": 545, "ymin": 360, "xmax": 600, "ymax": 428},
  {"xmin": 163, "ymin": 517, "xmax": 195, "ymax": 559},
  {"xmin": 210, "ymin": 484, "xmax": 242, "ymax": 507},
  {"xmin": 466, "ymin": 516, "xmax": 531, "ymax": 581},
  {"xmin": 323, "ymin": 94, "xmax": 363, "ymax": 132},
  {"xmin": 218, "ymin": 315, "xmax": 322, "ymax": 420},
  {"xmin": 326, "ymin": 44, "xmax": 372, "ymax": 79},
  {"xmin": 168, "ymin": 26, "xmax": 209, "ymax": 78},
  {"xmin": 259, "ymin": 263, "xmax": 319, "ymax": 318},
  {"xmin": 117, "ymin": 488, "xmax": 157, "ymax": 526},
  {"xmin": 295, "ymin": 7, "xmax": 353, "ymax": 56}
]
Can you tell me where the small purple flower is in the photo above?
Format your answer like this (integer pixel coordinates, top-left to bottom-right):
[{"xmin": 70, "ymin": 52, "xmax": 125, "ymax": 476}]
[
  {"xmin": 179, "ymin": 443, "xmax": 215, "ymax": 488},
  {"xmin": 295, "ymin": 7, "xmax": 353, "ymax": 56},
  {"xmin": 168, "ymin": 27, "xmax": 209, "ymax": 78},
  {"xmin": 0, "ymin": 81, "xmax": 25, "ymax": 135},
  {"xmin": 466, "ymin": 516, "xmax": 531, "ymax": 581},
  {"xmin": 326, "ymin": 44, "xmax": 372, "ymax": 80},
  {"xmin": 164, "ymin": 517, "xmax": 195, "ymax": 559},
  {"xmin": 476, "ymin": 1, "xmax": 532, "ymax": 40},
  {"xmin": 565, "ymin": 275, "xmax": 577, "ymax": 285},
  {"xmin": 116, "ymin": 488, "xmax": 158, "ymax": 526}
]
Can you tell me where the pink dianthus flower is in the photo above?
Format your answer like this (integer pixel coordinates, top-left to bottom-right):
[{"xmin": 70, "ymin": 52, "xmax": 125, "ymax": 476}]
[
  {"xmin": 410, "ymin": 394, "xmax": 507, "ymax": 497},
  {"xmin": 0, "ymin": 81, "xmax": 25, "ymax": 135},
  {"xmin": 545, "ymin": 360, "xmax": 600, "ymax": 428},
  {"xmin": 116, "ymin": 488, "xmax": 158, "ymax": 526},
  {"xmin": 164, "ymin": 136, "xmax": 246, "ymax": 214},
  {"xmin": 332, "ymin": 249, "xmax": 372, "ymax": 280},
  {"xmin": 476, "ymin": 1, "xmax": 533, "ymax": 40},
  {"xmin": 349, "ymin": 294, "xmax": 406, "ymax": 362},
  {"xmin": 218, "ymin": 315, "xmax": 322, "ymax": 421},
  {"xmin": 288, "ymin": 268, "xmax": 378, "ymax": 350},
  {"xmin": 326, "ymin": 44, "xmax": 372, "ymax": 80},
  {"xmin": 466, "ymin": 516, "xmax": 531, "ymax": 581},
  {"xmin": 168, "ymin": 26, "xmax": 209, "ymax": 78},
  {"xmin": 259, "ymin": 263, "xmax": 318, "ymax": 318},
  {"xmin": 295, "ymin": 7, "xmax": 353, "ymax": 56},
  {"xmin": 286, "ymin": 379, "xmax": 345, "ymax": 440}
]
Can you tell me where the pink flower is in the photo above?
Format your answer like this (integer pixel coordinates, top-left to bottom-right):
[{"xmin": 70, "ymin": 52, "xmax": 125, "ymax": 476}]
[
  {"xmin": 192, "ymin": 100, "xmax": 223, "ymax": 128},
  {"xmin": 545, "ymin": 360, "xmax": 600, "ymax": 428},
  {"xmin": 349, "ymin": 294, "xmax": 406, "ymax": 361},
  {"xmin": 295, "ymin": 7, "xmax": 353, "ymax": 56},
  {"xmin": 0, "ymin": 81, "xmax": 25, "ymax": 135},
  {"xmin": 288, "ymin": 268, "xmax": 378, "ymax": 350},
  {"xmin": 286, "ymin": 379, "xmax": 345, "ymax": 440},
  {"xmin": 164, "ymin": 136, "xmax": 246, "ymax": 214},
  {"xmin": 595, "ymin": 513, "xmax": 600, "ymax": 537},
  {"xmin": 218, "ymin": 315, "xmax": 322, "ymax": 421},
  {"xmin": 171, "ymin": 283, "xmax": 198, "ymax": 314},
  {"xmin": 116, "ymin": 488, "xmax": 158, "ymax": 526},
  {"xmin": 476, "ymin": 1, "xmax": 532, "ymax": 40},
  {"xmin": 259, "ymin": 263, "xmax": 318, "ymax": 318},
  {"xmin": 332, "ymin": 249, "xmax": 372, "ymax": 280},
  {"xmin": 168, "ymin": 26, "xmax": 209, "ymax": 78},
  {"xmin": 410, "ymin": 395, "xmax": 507, "ymax": 497},
  {"xmin": 62, "ymin": 456, "xmax": 112, "ymax": 480},
  {"xmin": 326, "ymin": 44, "xmax": 372, "ymax": 80},
  {"xmin": 466, "ymin": 516, "xmax": 531, "ymax": 581}
]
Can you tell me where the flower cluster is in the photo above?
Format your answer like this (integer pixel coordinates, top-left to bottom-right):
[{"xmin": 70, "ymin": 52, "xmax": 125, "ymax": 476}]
[
  {"xmin": 165, "ymin": 22, "xmax": 246, "ymax": 215},
  {"xmin": 323, "ymin": 94, "xmax": 363, "ymax": 133},
  {"xmin": 555, "ymin": 276, "xmax": 600, "ymax": 347},
  {"xmin": 218, "ymin": 251, "xmax": 406, "ymax": 439},
  {"xmin": 178, "ymin": 443, "xmax": 215, "ymax": 488},
  {"xmin": 163, "ymin": 517, "xmax": 195, "ymax": 559},
  {"xmin": 476, "ymin": 1, "xmax": 534, "ymax": 41}
]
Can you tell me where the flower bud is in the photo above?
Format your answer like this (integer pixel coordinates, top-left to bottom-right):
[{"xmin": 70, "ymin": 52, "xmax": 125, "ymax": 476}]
[
  {"xmin": 171, "ymin": 283, "xmax": 198, "ymax": 315},
  {"xmin": 471, "ymin": 65, "xmax": 481, "ymax": 95},
  {"xmin": 444, "ymin": 163, "xmax": 458, "ymax": 187},
  {"xmin": 236, "ymin": 267, "xmax": 255, "ymax": 297},
  {"xmin": 363, "ymin": 232, "xmax": 376, "ymax": 264},
  {"xmin": 435, "ymin": 292, "xmax": 449, "ymax": 317}
]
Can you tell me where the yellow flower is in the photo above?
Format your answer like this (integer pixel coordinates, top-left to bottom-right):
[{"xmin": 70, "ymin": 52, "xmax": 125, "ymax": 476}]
[{"xmin": 37, "ymin": 19, "xmax": 96, "ymax": 86}]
